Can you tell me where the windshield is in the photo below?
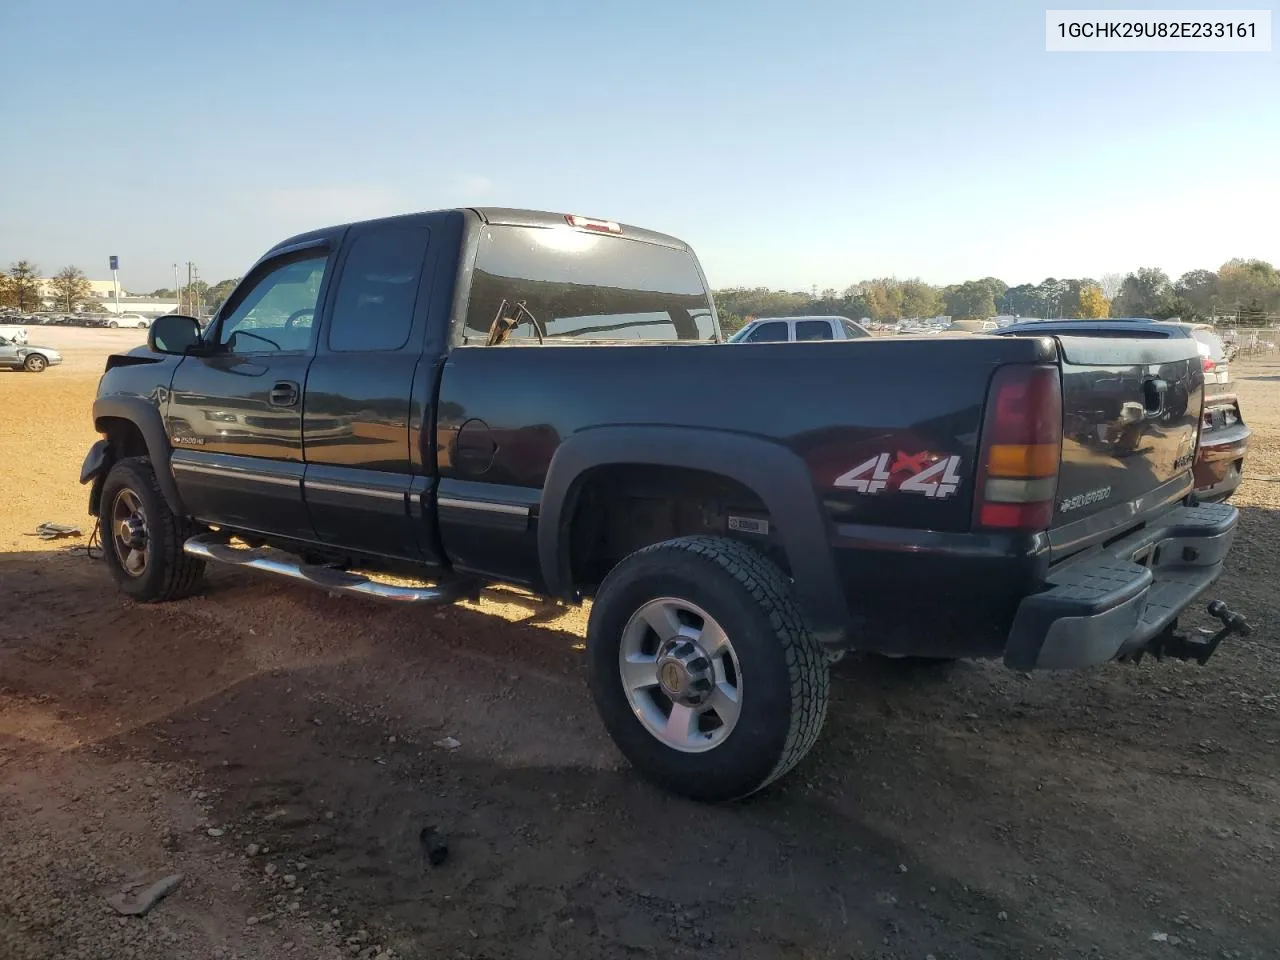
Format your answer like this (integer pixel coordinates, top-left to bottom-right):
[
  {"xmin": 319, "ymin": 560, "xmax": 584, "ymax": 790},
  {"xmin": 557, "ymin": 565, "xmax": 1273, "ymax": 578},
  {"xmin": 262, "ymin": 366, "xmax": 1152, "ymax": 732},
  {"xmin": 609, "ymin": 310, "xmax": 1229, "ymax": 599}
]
[{"xmin": 465, "ymin": 225, "xmax": 717, "ymax": 342}]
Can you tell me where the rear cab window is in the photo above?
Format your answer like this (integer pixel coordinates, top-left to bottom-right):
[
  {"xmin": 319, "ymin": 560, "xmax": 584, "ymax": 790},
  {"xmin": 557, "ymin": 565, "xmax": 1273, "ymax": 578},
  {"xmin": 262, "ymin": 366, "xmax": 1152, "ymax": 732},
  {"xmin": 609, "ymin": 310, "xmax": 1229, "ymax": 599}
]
[{"xmin": 464, "ymin": 225, "xmax": 716, "ymax": 343}]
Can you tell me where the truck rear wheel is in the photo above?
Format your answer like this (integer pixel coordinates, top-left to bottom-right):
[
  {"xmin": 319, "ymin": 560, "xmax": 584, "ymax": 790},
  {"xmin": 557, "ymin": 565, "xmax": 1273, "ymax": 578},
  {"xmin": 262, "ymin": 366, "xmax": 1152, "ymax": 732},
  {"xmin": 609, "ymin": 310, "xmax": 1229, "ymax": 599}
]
[
  {"xmin": 100, "ymin": 457, "xmax": 206, "ymax": 602},
  {"xmin": 587, "ymin": 536, "xmax": 829, "ymax": 802}
]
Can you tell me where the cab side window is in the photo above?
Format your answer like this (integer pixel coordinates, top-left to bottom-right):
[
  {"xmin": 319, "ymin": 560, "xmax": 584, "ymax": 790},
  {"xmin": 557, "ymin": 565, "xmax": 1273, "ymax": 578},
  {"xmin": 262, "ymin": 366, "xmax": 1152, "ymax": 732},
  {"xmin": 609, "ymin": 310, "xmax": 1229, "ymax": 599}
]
[
  {"xmin": 218, "ymin": 255, "xmax": 329, "ymax": 354},
  {"xmin": 745, "ymin": 321, "xmax": 789, "ymax": 343}
]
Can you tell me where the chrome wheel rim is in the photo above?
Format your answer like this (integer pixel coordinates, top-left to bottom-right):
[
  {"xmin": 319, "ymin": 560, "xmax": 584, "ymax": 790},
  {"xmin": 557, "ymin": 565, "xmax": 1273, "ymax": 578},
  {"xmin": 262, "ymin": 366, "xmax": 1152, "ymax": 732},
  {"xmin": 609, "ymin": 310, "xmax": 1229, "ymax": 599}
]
[
  {"xmin": 27, "ymin": 356, "xmax": 45, "ymax": 371},
  {"xmin": 110, "ymin": 488, "xmax": 149, "ymax": 578},
  {"xmin": 619, "ymin": 598, "xmax": 742, "ymax": 753}
]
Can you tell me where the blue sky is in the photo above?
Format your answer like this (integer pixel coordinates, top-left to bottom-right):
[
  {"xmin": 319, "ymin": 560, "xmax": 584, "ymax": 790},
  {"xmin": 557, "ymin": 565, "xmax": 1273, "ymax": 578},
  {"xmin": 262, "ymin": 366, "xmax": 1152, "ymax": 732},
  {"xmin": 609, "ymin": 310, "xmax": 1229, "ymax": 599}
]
[{"xmin": 1, "ymin": 0, "xmax": 1276, "ymax": 292}]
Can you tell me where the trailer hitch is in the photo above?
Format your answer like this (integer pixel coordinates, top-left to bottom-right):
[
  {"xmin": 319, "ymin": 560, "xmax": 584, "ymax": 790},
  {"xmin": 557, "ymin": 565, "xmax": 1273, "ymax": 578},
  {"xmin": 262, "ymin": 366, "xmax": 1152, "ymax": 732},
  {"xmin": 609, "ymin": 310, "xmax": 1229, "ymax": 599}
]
[{"xmin": 1143, "ymin": 600, "xmax": 1251, "ymax": 666}]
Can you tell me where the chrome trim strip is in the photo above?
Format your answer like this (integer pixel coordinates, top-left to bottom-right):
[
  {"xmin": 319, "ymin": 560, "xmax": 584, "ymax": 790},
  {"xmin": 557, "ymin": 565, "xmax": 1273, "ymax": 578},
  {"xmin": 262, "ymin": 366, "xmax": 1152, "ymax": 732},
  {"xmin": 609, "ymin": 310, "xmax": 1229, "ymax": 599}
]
[
  {"xmin": 171, "ymin": 460, "xmax": 299, "ymax": 487},
  {"xmin": 436, "ymin": 496, "xmax": 530, "ymax": 517},
  {"xmin": 304, "ymin": 479, "xmax": 406, "ymax": 501}
]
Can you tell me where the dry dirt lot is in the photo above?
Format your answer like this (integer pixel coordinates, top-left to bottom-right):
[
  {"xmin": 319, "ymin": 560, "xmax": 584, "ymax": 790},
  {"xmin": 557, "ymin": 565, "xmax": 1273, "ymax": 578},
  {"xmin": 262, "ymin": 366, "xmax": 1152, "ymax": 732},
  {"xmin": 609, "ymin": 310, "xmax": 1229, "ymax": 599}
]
[{"xmin": 1, "ymin": 330, "xmax": 1277, "ymax": 960}]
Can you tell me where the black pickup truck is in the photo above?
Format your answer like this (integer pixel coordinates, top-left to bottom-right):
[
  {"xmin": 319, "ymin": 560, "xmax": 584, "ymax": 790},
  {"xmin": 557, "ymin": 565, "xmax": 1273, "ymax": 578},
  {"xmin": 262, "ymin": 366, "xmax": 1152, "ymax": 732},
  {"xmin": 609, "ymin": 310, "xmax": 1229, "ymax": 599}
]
[{"xmin": 80, "ymin": 207, "xmax": 1248, "ymax": 802}]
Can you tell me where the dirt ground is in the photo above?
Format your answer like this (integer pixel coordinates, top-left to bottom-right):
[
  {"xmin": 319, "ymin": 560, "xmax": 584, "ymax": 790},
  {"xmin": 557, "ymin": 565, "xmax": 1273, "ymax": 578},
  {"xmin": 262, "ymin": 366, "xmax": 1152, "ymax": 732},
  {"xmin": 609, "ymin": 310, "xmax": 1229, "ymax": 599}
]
[{"xmin": 1, "ymin": 329, "xmax": 1277, "ymax": 960}]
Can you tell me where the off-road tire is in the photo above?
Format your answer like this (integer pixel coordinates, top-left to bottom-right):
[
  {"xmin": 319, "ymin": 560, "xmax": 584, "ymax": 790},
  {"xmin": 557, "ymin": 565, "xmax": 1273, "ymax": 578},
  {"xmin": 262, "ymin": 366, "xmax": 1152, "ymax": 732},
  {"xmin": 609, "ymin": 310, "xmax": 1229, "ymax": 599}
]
[
  {"xmin": 587, "ymin": 535, "xmax": 829, "ymax": 802},
  {"xmin": 100, "ymin": 456, "xmax": 205, "ymax": 602}
]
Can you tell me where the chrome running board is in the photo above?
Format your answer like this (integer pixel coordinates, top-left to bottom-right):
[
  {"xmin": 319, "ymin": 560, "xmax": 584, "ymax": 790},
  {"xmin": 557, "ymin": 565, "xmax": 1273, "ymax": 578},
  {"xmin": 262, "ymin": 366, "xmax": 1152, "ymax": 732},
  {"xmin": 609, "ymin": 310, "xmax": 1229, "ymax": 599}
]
[{"xmin": 183, "ymin": 534, "xmax": 476, "ymax": 605}]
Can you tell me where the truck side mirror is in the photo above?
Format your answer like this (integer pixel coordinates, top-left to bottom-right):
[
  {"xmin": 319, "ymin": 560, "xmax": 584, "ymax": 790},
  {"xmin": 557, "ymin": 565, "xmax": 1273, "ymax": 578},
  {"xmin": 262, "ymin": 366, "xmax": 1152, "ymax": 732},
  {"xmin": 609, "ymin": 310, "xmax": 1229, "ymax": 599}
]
[{"xmin": 148, "ymin": 314, "xmax": 203, "ymax": 355}]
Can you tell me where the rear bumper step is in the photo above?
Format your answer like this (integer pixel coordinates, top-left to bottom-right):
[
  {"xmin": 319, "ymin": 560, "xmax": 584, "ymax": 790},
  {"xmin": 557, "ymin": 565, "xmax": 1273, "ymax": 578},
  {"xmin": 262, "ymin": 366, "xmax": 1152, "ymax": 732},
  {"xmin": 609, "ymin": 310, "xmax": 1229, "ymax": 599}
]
[
  {"xmin": 183, "ymin": 534, "xmax": 478, "ymax": 604},
  {"xmin": 1005, "ymin": 502, "xmax": 1241, "ymax": 669}
]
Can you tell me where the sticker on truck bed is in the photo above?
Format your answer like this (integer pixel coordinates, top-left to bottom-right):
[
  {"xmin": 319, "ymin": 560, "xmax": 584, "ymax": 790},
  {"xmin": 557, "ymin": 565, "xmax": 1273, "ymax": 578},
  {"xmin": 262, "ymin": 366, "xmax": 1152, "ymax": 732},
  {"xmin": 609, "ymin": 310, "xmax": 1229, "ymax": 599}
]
[{"xmin": 834, "ymin": 452, "xmax": 962, "ymax": 499}]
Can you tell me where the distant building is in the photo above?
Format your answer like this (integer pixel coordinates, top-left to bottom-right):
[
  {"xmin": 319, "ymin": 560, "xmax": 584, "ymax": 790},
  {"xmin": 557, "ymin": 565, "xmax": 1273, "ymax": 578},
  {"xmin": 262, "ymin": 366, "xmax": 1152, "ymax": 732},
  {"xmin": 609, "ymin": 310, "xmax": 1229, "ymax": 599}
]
[
  {"xmin": 99, "ymin": 296, "xmax": 180, "ymax": 318},
  {"xmin": 34, "ymin": 278, "xmax": 181, "ymax": 317},
  {"xmin": 37, "ymin": 277, "xmax": 120, "ymax": 299}
]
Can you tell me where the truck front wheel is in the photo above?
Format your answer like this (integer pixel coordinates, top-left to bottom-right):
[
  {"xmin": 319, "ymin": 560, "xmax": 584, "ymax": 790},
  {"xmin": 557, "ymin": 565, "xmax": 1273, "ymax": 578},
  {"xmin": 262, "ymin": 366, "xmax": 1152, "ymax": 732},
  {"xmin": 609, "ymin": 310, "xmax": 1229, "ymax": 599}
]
[
  {"xmin": 587, "ymin": 536, "xmax": 829, "ymax": 802},
  {"xmin": 100, "ymin": 457, "xmax": 206, "ymax": 602}
]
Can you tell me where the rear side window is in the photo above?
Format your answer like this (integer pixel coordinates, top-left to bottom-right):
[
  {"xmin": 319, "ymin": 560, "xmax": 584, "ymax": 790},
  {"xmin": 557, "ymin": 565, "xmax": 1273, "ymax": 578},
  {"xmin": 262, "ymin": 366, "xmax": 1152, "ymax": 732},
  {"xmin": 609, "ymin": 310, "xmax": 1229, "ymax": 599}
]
[
  {"xmin": 840, "ymin": 318, "xmax": 869, "ymax": 339},
  {"xmin": 328, "ymin": 225, "xmax": 430, "ymax": 352},
  {"xmin": 744, "ymin": 321, "xmax": 789, "ymax": 343},
  {"xmin": 465, "ymin": 225, "xmax": 716, "ymax": 342},
  {"xmin": 795, "ymin": 320, "xmax": 833, "ymax": 341}
]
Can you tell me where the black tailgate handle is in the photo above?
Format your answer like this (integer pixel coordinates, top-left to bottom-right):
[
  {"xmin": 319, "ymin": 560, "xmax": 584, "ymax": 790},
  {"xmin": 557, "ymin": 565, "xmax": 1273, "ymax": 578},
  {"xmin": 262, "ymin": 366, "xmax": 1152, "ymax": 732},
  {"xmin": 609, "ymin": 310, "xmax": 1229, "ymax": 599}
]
[{"xmin": 1142, "ymin": 378, "xmax": 1168, "ymax": 417}]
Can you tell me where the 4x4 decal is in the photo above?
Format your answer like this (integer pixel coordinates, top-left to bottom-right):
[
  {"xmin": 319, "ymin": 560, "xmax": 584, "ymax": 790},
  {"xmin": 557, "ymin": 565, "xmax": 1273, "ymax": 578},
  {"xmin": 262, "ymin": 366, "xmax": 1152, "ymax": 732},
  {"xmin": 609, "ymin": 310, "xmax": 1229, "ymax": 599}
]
[{"xmin": 834, "ymin": 451, "xmax": 963, "ymax": 499}]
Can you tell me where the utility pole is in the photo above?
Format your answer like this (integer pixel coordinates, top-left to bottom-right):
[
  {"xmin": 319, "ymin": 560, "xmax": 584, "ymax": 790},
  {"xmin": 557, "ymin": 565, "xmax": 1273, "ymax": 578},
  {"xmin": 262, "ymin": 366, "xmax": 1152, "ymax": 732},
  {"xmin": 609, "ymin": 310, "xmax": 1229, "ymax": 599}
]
[
  {"xmin": 173, "ymin": 263, "xmax": 180, "ymax": 314},
  {"xmin": 186, "ymin": 262, "xmax": 193, "ymax": 318}
]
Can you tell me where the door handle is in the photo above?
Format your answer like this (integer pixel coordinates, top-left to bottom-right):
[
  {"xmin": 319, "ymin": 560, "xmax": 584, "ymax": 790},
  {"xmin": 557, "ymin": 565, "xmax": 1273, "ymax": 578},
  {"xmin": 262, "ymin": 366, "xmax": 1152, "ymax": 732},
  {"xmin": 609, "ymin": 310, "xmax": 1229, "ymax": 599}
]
[{"xmin": 268, "ymin": 380, "xmax": 299, "ymax": 407}]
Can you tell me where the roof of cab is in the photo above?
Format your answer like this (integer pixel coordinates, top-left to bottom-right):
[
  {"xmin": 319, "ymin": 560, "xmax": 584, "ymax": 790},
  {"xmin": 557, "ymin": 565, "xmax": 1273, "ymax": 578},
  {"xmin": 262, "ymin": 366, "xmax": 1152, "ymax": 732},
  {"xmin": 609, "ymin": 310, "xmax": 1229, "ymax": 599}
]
[{"xmin": 268, "ymin": 207, "xmax": 689, "ymax": 256}]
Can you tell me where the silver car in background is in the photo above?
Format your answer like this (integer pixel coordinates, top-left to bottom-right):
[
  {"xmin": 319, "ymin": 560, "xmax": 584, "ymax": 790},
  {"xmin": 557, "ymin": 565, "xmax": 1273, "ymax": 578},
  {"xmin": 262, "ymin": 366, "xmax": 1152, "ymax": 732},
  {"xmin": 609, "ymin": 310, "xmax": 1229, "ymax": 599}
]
[{"xmin": 0, "ymin": 334, "xmax": 62, "ymax": 372}]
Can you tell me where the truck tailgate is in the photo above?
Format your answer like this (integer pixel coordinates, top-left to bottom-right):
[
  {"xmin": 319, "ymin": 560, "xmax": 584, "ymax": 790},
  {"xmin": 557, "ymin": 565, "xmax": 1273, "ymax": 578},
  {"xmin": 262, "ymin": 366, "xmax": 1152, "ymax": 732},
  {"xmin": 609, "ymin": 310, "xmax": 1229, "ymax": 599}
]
[{"xmin": 1050, "ymin": 335, "xmax": 1203, "ymax": 548}]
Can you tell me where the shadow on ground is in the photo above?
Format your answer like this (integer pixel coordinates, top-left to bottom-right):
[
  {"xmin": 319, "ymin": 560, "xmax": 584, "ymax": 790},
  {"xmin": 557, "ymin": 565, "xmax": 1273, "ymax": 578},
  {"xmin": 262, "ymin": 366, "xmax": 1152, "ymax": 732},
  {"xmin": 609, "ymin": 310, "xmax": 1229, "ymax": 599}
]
[{"xmin": 2, "ymin": 500, "xmax": 1278, "ymax": 959}]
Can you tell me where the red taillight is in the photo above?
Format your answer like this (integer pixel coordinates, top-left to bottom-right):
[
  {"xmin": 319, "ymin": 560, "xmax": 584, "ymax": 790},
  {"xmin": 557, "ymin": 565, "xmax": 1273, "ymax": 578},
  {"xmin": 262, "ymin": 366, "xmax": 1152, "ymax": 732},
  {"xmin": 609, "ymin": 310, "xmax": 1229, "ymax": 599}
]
[
  {"xmin": 979, "ymin": 501, "xmax": 1056, "ymax": 530},
  {"xmin": 565, "ymin": 214, "xmax": 622, "ymax": 233},
  {"xmin": 974, "ymin": 364, "xmax": 1062, "ymax": 531},
  {"xmin": 1201, "ymin": 356, "xmax": 1216, "ymax": 373}
]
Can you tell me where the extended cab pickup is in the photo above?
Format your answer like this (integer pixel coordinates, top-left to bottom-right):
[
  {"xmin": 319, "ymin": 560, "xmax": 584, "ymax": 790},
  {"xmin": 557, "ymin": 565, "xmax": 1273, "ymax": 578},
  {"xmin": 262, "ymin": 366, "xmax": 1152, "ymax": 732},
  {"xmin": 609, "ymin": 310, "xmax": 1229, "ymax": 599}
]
[
  {"xmin": 80, "ymin": 207, "xmax": 1248, "ymax": 802},
  {"xmin": 726, "ymin": 314, "xmax": 871, "ymax": 343}
]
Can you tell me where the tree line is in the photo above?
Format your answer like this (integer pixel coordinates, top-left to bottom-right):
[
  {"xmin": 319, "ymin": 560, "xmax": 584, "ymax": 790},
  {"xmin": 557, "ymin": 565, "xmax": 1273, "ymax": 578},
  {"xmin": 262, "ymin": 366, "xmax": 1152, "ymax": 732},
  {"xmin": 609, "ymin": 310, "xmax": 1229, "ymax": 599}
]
[
  {"xmin": 0, "ymin": 260, "xmax": 243, "ymax": 314},
  {"xmin": 7, "ymin": 256, "xmax": 1278, "ymax": 331},
  {"xmin": 142, "ymin": 278, "xmax": 241, "ymax": 314},
  {"xmin": 714, "ymin": 258, "xmax": 1280, "ymax": 333}
]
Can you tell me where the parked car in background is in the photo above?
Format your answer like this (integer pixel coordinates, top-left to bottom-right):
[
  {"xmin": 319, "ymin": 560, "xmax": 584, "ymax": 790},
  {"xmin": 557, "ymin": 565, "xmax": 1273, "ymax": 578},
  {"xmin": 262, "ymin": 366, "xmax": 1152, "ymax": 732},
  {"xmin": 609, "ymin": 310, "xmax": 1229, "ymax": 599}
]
[
  {"xmin": 1185, "ymin": 323, "xmax": 1231, "ymax": 385},
  {"xmin": 943, "ymin": 319, "xmax": 999, "ymax": 334},
  {"xmin": 1194, "ymin": 396, "xmax": 1250, "ymax": 502},
  {"xmin": 895, "ymin": 317, "xmax": 951, "ymax": 335},
  {"xmin": 998, "ymin": 318, "xmax": 1250, "ymax": 502},
  {"xmin": 0, "ymin": 324, "xmax": 30, "ymax": 345},
  {"xmin": 726, "ymin": 314, "xmax": 871, "ymax": 343},
  {"xmin": 0, "ymin": 334, "xmax": 61, "ymax": 372},
  {"xmin": 108, "ymin": 313, "xmax": 152, "ymax": 329}
]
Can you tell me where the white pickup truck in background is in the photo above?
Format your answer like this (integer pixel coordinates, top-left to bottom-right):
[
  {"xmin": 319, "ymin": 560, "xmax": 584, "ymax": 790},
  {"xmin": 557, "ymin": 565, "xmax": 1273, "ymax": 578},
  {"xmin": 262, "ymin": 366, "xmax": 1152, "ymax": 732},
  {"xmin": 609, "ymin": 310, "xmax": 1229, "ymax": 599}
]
[{"xmin": 726, "ymin": 314, "xmax": 871, "ymax": 343}]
